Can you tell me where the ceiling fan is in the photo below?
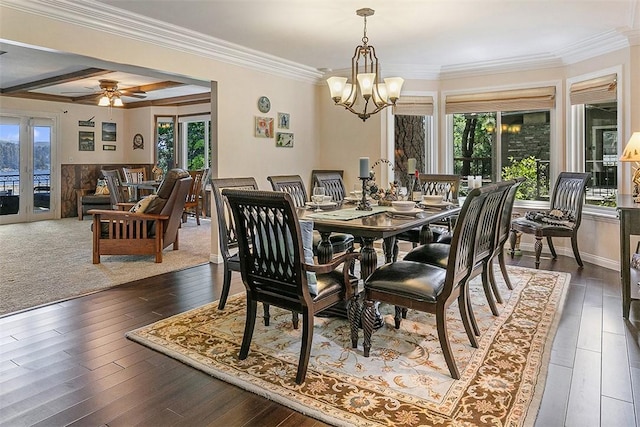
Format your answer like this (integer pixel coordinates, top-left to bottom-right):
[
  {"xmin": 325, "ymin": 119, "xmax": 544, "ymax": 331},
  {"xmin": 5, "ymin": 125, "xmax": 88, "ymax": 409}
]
[{"xmin": 64, "ymin": 79, "xmax": 147, "ymax": 106}]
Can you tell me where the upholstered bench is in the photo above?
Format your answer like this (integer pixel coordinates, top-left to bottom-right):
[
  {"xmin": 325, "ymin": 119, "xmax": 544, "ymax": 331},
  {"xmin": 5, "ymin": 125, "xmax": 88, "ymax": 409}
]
[{"xmin": 76, "ymin": 189, "xmax": 111, "ymax": 220}]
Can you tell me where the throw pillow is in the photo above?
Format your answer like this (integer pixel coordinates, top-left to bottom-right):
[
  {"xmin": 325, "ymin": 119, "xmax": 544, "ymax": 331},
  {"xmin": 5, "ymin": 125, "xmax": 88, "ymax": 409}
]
[
  {"xmin": 130, "ymin": 195, "xmax": 159, "ymax": 213},
  {"xmin": 94, "ymin": 179, "xmax": 110, "ymax": 195},
  {"xmin": 298, "ymin": 219, "xmax": 318, "ymax": 295}
]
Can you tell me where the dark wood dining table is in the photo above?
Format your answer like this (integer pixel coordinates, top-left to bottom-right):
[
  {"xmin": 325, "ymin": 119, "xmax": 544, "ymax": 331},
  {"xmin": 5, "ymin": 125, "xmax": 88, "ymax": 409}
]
[{"xmin": 298, "ymin": 202, "xmax": 461, "ymax": 280}]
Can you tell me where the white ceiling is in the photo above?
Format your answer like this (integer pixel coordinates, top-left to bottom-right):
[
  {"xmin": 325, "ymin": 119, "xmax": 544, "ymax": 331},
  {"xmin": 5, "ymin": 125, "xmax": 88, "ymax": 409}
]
[
  {"xmin": 0, "ymin": 0, "xmax": 638, "ymax": 104},
  {"xmin": 95, "ymin": 0, "xmax": 639, "ymax": 74}
]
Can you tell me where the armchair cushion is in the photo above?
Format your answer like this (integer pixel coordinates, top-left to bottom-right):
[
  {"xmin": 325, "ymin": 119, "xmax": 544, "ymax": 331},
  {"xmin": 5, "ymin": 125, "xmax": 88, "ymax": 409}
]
[
  {"xmin": 403, "ymin": 243, "xmax": 451, "ymax": 269},
  {"xmin": 365, "ymin": 261, "xmax": 447, "ymax": 302},
  {"xmin": 130, "ymin": 195, "xmax": 159, "ymax": 213}
]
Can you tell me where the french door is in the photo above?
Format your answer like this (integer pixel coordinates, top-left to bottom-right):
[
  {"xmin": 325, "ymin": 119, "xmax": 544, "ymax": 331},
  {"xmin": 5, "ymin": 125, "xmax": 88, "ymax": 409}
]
[{"xmin": 0, "ymin": 114, "xmax": 57, "ymax": 224}]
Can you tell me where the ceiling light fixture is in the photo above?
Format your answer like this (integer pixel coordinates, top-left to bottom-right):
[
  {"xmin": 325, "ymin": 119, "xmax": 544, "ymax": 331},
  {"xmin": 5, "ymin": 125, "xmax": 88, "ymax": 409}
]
[
  {"xmin": 97, "ymin": 79, "xmax": 124, "ymax": 108},
  {"xmin": 326, "ymin": 8, "xmax": 404, "ymax": 122}
]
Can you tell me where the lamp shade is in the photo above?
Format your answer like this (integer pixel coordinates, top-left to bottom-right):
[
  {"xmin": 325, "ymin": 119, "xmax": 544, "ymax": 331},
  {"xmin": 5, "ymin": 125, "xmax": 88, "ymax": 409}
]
[
  {"xmin": 98, "ymin": 95, "xmax": 110, "ymax": 106},
  {"xmin": 620, "ymin": 132, "xmax": 640, "ymax": 161},
  {"xmin": 357, "ymin": 73, "xmax": 376, "ymax": 98},
  {"xmin": 112, "ymin": 96, "xmax": 124, "ymax": 107},
  {"xmin": 327, "ymin": 76, "xmax": 347, "ymax": 101}
]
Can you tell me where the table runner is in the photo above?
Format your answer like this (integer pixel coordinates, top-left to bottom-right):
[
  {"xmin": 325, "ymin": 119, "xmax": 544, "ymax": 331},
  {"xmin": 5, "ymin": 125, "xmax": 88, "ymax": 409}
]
[{"xmin": 307, "ymin": 205, "xmax": 389, "ymax": 221}]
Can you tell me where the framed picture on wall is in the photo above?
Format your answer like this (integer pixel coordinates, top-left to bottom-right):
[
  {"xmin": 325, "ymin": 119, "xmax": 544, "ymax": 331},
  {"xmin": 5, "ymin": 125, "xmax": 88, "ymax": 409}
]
[
  {"xmin": 276, "ymin": 132, "xmax": 294, "ymax": 147},
  {"xmin": 102, "ymin": 122, "xmax": 116, "ymax": 141},
  {"xmin": 255, "ymin": 117, "xmax": 274, "ymax": 138},
  {"xmin": 78, "ymin": 131, "xmax": 95, "ymax": 151},
  {"xmin": 277, "ymin": 112, "xmax": 290, "ymax": 129}
]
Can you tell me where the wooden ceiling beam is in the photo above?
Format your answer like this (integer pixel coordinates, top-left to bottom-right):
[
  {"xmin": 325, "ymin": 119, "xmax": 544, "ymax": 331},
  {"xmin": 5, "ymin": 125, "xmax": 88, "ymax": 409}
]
[{"xmin": 1, "ymin": 68, "xmax": 110, "ymax": 94}]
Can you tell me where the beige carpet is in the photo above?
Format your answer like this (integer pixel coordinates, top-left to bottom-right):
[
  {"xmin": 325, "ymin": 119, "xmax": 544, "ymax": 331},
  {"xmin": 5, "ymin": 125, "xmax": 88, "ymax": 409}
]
[
  {"xmin": 127, "ymin": 266, "xmax": 570, "ymax": 427},
  {"xmin": 0, "ymin": 217, "xmax": 211, "ymax": 316}
]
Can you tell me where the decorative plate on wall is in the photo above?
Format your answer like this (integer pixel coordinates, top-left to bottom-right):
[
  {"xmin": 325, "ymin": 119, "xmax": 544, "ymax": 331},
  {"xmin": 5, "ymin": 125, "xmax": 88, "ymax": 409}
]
[{"xmin": 257, "ymin": 96, "xmax": 271, "ymax": 113}]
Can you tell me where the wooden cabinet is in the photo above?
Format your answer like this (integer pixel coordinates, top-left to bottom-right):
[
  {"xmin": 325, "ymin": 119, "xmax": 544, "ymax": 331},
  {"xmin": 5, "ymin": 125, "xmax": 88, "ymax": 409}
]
[{"xmin": 617, "ymin": 195, "xmax": 640, "ymax": 318}]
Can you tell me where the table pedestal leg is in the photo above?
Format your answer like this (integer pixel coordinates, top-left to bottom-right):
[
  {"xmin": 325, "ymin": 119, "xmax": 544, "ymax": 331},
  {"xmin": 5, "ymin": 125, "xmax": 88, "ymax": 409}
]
[
  {"xmin": 360, "ymin": 237, "xmax": 384, "ymax": 330},
  {"xmin": 317, "ymin": 231, "xmax": 333, "ymax": 264}
]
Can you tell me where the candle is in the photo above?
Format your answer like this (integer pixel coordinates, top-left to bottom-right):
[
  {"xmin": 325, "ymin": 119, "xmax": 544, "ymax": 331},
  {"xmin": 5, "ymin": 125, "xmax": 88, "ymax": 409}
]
[
  {"xmin": 407, "ymin": 158, "xmax": 416, "ymax": 174},
  {"xmin": 359, "ymin": 157, "xmax": 369, "ymax": 178},
  {"xmin": 467, "ymin": 175, "xmax": 474, "ymax": 188},
  {"xmin": 475, "ymin": 175, "xmax": 482, "ymax": 188}
]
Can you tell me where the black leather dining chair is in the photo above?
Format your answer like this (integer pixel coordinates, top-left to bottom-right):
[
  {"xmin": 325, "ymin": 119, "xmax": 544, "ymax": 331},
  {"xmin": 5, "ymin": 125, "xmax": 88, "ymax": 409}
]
[
  {"xmin": 356, "ymin": 185, "xmax": 493, "ymax": 379},
  {"xmin": 223, "ymin": 189, "xmax": 359, "ymax": 384}
]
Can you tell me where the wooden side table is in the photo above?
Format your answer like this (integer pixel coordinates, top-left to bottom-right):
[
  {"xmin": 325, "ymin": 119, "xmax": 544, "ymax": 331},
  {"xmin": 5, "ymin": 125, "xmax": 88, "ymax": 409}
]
[{"xmin": 617, "ymin": 195, "xmax": 640, "ymax": 318}]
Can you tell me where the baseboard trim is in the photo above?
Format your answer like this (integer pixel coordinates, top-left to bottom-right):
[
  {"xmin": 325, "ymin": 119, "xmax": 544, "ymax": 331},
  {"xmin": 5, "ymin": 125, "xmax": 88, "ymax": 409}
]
[{"xmin": 517, "ymin": 243, "xmax": 619, "ymax": 270}]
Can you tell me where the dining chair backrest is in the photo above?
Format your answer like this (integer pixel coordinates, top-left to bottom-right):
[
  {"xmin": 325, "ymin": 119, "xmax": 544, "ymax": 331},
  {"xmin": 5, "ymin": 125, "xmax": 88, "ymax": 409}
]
[
  {"xmin": 313, "ymin": 171, "xmax": 347, "ymax": 202},
  {"xmin": 549, "ymin": 172, "xmax": 590, "ymax": 227},
  {"xmin": 472, "ymin": 181, "xmax": 512, "ymax": 267},
  {"xmin": 101, "ymin": 169, "xmax": 128, "ymax": 208},
  {"xmin": 267, "ymin": 175, "xmax": 308, "ymax": 208},
  {"xmin": 223, "ymin": 189, "xmax": 307, "ymax": 299},
  {"xmin": 211, "ymin": 177, "xmax": 259, "ymax": 258},
  {"xmin": 123, "ymin": 167, "xmax": 146, "ymax": 184},
  {"xmin": 419, "ymin": 174, "xmax": 460, "ymax": 202},
  {"xmin": 497, "ymin": 177, "xmax": 526, "ymax": 247},
  {"xmin": 185, "ymin": 169, "xmax": 206, "ymax": 205},
  {"xmin": 442, "ymin": 185, "xmax": 492, "ymax": 296}
]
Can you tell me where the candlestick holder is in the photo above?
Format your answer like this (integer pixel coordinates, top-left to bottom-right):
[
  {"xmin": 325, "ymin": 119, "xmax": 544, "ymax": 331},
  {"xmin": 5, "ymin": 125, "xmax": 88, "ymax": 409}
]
[
  {"xmin": 408, "ymin": 173, "xmax": 416, "ymax": 201},
  {"xmin": 356, "ymin": 177, "xmax": 372, "ymax": 211}
]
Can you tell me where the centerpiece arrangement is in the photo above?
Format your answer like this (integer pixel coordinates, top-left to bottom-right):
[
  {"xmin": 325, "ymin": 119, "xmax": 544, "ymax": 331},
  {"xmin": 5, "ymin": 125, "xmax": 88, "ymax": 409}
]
[{"xmin": 364, "ymin": 158, "xmax": 403, "ymax": 206}]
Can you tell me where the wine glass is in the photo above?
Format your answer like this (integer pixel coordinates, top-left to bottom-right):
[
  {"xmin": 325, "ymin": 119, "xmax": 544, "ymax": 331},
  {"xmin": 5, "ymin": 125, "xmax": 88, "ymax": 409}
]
[{"xmin": 312, "ymin": 186, "xmax": 325, "ymax": 212}]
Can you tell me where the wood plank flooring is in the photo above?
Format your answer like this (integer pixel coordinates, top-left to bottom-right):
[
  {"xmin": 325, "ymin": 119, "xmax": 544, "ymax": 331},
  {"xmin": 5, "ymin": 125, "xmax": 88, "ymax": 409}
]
[{"xmin": 1, "ymin": 250, "xmax": 638, "ymax": 426}]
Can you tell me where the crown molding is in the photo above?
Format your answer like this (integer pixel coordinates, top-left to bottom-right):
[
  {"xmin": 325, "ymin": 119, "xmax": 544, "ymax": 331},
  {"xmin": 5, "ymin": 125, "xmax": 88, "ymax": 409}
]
[
  {"xmin": 2, "ymin": 0, "xmax": 636, "ymax": 85},
  {"xmin": 1, "ymin": 0, "xmax": 323, "ymax": 83}
]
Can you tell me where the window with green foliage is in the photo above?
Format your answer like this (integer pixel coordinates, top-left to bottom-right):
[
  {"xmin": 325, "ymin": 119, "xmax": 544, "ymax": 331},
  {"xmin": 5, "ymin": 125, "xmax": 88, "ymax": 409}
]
[
  {"xmin": 452, "ymin": 110, "xmax": 551, "ymax": 200},
  {"xmin": 155, "ymin": 116, "xmax": 175, "ymax": 173}
]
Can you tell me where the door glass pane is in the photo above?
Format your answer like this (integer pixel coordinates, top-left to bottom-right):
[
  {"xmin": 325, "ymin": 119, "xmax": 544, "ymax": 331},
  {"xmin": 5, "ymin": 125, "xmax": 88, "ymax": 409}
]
[
  {"xmin": 33, "ymin": 125, "xmax": 51, "ymax": 212},
  {"xmin": 0, "ymin": 122, "xmax": 20, "ymax": 215},
  {"xmin": 585, "ymin": 102, "xmax": 617, "ymax": 206}
]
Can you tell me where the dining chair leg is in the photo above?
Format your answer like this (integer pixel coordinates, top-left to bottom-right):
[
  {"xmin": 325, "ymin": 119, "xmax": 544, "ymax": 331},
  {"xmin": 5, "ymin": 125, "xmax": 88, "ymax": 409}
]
[
  {"xmin": 546, "ymin": 236, "xmax": 557, "ymax": 259},
  {"xmin": 394, "ymin": 306, "xmax": 403, "ymax": 328},
  {"xmin": 295, "ymin": 309, "xmax": 314, "ymax": 384},
  {"xmin": 218, "ymin": 268, "xmax": 232, "ymax": 310},
  {"xmin": 292, "ymin": 312, "xmax": 299, "ymax": 329},
  {"xmin": 263, "ymin": 303, "xmax": 271, "ymax": 326},
  {"xmin": 239, "ymin": 299, "xmax": 258, "ymax": 360},
  {"xmin": 347, "ymin": 295, "xmax": 360, "ymax": 348},
  {"xmin": 461, "ymin": 284, "xmax": 480, "ymax": 340},
  {"xmin": 497, "ymin": 250, "xmax": 513, "ymax": 290},
  {"xmin": 571, "ymin": 235, "xmax": 584, "ymax": 267},
  {"xmin": 486, "ymin": 261, "xmax": 503, "ymax": 304},
  {"xmin": 436, "ymin": 306, "xmax": 460, "ymax": 380},
  {"xmin": 481, "ymin": 268, "xmax": 500, "ymax": 316},
  {"xmin": 509, "ymin": 229, "xmax": 518, "ymax": 258}
]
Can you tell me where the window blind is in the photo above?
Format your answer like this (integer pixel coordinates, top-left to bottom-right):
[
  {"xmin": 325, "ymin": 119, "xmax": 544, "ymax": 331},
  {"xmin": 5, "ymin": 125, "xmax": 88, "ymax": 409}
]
[
  {"xmin": 393, "ymin": 96, "xmax": 434, "ymax": 116},
  {"xmin": 445, "ymin": 86, "xmax": 556, "ymax": 114},
  {"xmin": 570, "ymin": 73, "xmax": 617, "ymax": 105}
]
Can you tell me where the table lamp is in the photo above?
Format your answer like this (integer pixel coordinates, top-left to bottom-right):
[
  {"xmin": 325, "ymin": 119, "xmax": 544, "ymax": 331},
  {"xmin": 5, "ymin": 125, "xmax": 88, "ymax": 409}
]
[{"xmin": 620, "ymin": 132, "xmax": 640, "ymax": 200}]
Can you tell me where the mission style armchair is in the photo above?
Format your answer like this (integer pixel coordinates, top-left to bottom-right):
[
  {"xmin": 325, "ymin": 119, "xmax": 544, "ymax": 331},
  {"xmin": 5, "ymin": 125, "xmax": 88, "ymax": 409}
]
[{"xmin": 89, "ymin": 169, "xmax": 191, "ymax": 264}]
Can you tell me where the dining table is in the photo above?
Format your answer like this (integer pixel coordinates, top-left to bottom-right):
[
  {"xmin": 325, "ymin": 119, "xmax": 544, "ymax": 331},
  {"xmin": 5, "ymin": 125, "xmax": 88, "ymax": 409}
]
[
  {"xmin": 123, "ymin": 180, "xmax": 161, "ymax": 201},
  {"xmin": 297, "ymin": 201, "xmax": 461, "ymax": 281}
]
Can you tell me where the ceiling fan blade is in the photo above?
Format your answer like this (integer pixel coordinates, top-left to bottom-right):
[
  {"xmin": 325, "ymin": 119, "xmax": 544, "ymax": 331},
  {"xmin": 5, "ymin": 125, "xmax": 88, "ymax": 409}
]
[{"xmin": 119, "ymin": 91, "xmax": 147, "ymax": 99}]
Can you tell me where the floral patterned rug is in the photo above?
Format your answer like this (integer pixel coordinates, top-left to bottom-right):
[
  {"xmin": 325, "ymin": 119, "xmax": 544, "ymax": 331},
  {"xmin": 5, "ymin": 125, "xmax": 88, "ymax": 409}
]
[{"xmin": 127, "ymin": 265, "xmax": 570, "ymax": 426}]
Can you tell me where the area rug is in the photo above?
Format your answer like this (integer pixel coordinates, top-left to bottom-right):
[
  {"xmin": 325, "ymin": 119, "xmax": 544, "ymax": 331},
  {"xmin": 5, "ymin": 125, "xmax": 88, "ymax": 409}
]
[
  {"xmin": 127, "ymin": 265, "xmax": 570, "ymax": 426},
  {"xmin": 0, "ymin": 217, "xmax": 211, "ymax": 316}
]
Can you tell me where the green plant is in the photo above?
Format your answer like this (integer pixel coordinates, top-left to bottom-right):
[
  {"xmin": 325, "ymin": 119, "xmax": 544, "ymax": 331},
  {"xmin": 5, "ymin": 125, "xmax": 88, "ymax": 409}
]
[{"xmin": 501, "ymin": 156, "xmax": 541, "ymax": 200}]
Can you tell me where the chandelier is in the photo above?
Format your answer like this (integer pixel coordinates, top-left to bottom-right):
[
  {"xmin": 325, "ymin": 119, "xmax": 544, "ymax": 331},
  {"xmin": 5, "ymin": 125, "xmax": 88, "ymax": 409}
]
[{"xmin": 326, "ymin": 8, "xmax": 404, "ymax": 122}]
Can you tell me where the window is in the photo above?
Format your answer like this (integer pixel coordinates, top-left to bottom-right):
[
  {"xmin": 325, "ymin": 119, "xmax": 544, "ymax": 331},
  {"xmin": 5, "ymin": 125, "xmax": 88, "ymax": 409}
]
[
  {"xmin": 569, "ymin": 72, "xmax": 618, "ymax": 207},
  {"xmin": 178, "ymin": 114, "xmax": 211, "ymax": 170},
  {"xmin": 446, "ymin": 87, "xmax": 555, "ymax": 200},
  {"xmin": 155, "ymin": 116, "xmax": 175, "ymax": 172},
  {"xmin": 392, "ymin": 95, "xmax": 434, "ymax": 186}
]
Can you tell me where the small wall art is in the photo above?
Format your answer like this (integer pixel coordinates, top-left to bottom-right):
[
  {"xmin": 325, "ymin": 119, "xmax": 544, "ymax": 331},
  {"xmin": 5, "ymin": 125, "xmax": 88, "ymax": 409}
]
[
  {"xmin": 103, "ymin": 144, "xmax": 116, "ymax": 151},
  {"xmin": 78, "ymin": 131, "xmax": 95, "ymax": 151},
  {"xmin": 133, "ymin": 133, "xmax": 144, "ymax": 149},
  {"xmin": 276, "ymin": 132, "xmax": 294, "ymax": 148},
  {"xmin": 102, "ymin": 122, "xmax": 116, "ymax": 141},
  {"xmin": 277, "ymin": 112, "xmax": 290, "ymax": 129},
  {"xmin": 255, "ymin": 116, "xmax": 274, "ymax": 138}
]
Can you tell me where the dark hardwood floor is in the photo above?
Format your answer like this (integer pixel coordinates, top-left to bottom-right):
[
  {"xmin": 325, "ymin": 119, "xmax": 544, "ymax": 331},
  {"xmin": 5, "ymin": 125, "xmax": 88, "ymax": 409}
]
[{"xmin": 1, "ymin": 250, "xmax": 638, "ymax": 426}]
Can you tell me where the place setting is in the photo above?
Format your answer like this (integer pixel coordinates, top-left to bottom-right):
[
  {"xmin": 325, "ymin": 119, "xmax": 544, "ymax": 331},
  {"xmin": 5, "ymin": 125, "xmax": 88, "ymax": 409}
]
[{"xmin": 305, "ymin": 186, "xmax": 339, "ymax": 211}]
